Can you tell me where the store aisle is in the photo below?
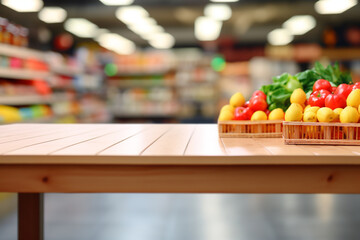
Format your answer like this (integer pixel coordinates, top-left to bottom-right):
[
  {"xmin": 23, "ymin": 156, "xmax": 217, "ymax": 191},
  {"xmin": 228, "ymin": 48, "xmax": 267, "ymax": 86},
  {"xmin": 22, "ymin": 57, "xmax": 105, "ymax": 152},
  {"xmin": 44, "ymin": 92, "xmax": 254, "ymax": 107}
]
[{"xmin": 1, "ymin": 193, "xmax": 360, "ymax": 240}]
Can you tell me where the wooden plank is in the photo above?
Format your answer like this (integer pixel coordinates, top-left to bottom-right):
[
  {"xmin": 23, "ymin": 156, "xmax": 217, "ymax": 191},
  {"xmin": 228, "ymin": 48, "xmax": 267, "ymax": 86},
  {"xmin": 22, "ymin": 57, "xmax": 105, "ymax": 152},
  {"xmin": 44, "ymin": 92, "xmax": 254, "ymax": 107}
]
[
  {"xmin": 221, "ymin": 138, "xmax": 271, "ymax": 155},
  {"xmin": 5, "ymin": 125, "xmax": 127, "ymax": 155},
  {"xmin": 297, "ymin": 145, "xmax": 356, "ymax": 156},
  {"xmin": 0, "ymin": 124, "xmax": 60, "ymax": 143},
  {"xmin": 141, "ymin": 124, "xmax": 196, "ymax": 155},
  {"xmin": 0, "ymin": 125, "xmax": 109, "ymax": 154},
  {"xmin": 18, "ymin": 193, "xmax": 44, "ymax": 240},
  {"xmin": 99, "ymin": 124, "xmax": 171, "ymax": 156},
  {"xmin": 339, "ymin": 146, "xmax": 360, "ymax": 155},
  {"xmin": 1, "ymin": 164, "xmax": 360, "ymax": 193},
  {"xmin": 185, "ymin": 125, "xmax": 227, "ymax": 155},
  {"xmin": 51, "ymin": 125, "xmax": 149, "ymax": 155},
  {"xmin": 259, "ymin": 138, "xmax": 314, "ymax": 156}
]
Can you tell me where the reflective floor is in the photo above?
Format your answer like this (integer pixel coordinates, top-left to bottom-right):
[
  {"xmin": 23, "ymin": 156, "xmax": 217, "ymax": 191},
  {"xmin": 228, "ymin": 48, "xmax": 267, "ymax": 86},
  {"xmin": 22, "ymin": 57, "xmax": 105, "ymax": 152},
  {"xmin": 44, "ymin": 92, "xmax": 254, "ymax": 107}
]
[{"xmin": 1, "ymin": 194, "xmax": 360, "ymax": 240}]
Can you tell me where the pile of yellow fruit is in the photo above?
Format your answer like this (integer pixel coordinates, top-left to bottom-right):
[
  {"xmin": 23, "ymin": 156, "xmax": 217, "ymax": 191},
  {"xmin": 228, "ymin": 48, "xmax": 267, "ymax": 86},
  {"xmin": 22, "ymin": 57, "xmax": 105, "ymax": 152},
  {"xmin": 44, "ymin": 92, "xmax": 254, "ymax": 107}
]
[
  {"xmin": 285, "ymin": 88, "xmax": 360, "ymax": 123},
  {"xmin": 218, "ymin": 92, "xmax": 285, "ymax": 121}
]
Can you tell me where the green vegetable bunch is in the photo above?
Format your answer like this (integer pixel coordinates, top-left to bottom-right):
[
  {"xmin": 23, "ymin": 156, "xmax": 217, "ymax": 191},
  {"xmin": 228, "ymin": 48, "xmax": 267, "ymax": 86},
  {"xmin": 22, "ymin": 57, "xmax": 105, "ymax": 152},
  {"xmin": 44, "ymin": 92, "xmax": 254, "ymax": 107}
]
[{"xmin": 260, "ymin": 62, "xmax": 352, "ymax": 111}]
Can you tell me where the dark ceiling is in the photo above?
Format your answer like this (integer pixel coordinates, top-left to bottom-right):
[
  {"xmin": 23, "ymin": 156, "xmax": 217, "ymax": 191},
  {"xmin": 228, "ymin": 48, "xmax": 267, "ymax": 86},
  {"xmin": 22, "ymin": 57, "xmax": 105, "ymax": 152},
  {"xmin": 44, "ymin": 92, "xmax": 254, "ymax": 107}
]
[{"xmin": 1, "ymin": 0, "xmax": 359, "ymax": 50}]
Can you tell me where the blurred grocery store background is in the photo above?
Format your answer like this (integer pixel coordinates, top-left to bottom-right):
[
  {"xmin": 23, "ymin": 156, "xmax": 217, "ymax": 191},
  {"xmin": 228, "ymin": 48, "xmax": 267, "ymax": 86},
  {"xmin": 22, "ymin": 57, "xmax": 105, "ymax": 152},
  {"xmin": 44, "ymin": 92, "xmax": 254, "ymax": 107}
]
[
  {"xmin": 0, "ymin": 0, "xmax": 359, "ymax": 124},
  {"xmin": 1, "ymin": 0, "xmax": 360, "ymax": 240}
]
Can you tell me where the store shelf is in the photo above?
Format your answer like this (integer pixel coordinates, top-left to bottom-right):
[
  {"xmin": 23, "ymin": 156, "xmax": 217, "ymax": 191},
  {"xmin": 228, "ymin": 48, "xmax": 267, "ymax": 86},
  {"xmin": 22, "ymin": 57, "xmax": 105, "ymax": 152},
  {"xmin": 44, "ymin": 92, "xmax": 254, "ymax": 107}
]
[
  {"xmin": 0, "ymin": 93, "xmax": 71, "ymax": 105},
  {"xmin": 0, "ymin": 43, "xmax": 46, "ymax": 60},
  {"xmin": 0, "ymin": 67, "xmax": 50, "ymax": 80},
  {"xmin": 110, "ymin": 79, "xmax": 175, "ymax": 88},
  {"xmin": 51, "ymin": 66, "xmax": 82, "ymax": 77}
]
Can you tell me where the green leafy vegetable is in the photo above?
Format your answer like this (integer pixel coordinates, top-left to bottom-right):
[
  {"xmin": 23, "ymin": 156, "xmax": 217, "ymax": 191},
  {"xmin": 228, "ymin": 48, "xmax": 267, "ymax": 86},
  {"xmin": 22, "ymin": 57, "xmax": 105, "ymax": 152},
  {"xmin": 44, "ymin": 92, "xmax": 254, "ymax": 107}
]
[
  {"xmin": 260, "ymin": 73, "xmax": 302, "ymax": 111},
  {"xmin": 260, "ymin": 62, "xmax": 352, "ymax": 111}
]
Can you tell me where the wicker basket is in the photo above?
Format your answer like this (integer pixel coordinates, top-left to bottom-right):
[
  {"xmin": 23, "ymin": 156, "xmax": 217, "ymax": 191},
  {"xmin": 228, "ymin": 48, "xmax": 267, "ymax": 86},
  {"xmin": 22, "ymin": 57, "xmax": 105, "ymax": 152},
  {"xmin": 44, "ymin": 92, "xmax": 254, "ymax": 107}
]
[
  {"xmin": 218, "ymin": 120, "xmax": 283, "ymax": 138},
  {"xmin": 283, "ymin": 121, "xmax": 360, "ymax": 145}
]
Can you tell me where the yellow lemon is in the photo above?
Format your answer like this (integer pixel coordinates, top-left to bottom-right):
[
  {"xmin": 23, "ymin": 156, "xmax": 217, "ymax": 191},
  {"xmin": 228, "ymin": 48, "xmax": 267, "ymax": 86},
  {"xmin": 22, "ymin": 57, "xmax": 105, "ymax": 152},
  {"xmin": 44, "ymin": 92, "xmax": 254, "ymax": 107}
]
[
  {"xmin": 333, "ymin": 108, "xmax": 343, "ymax": 122},
  {"xmin": 340, "ymin": 106, "xmax": 359, "ymax": 123},
  {"xmin": 285, "ymin": 103, "xmax": 303, "ymax": 121},
  {"xmin": 303, "ymin": 111, "xmax": 317, "ymax": 122},
  {"xmin": 317, "ymin": 107, "xmax": 334, "ymax": 122},
  {"xmin": 229, "ymin": 92, "xmax": 245, "ymax": 108},
  {"xmin": 251, "ymin": 111, "xmax": 267, "ymax": 121},
  {"xmin": 305, "ymin": 106, "xmax": 320, "ymax": 114},
  {"xmin": 290, "ymin": 88, "xmax": 307, "ymax": 105},
  {"xmin": 218, "ymin": 110, "xmax": 234, "ymax": 121},
  {"xmin": 347, "ymin": 89, "xmax": 360, "ymax": 108},
  {"xmin": 220, "ymin": 104, "xmax": 234, "ymax": 114},
  {"xmin": 268, "ymin": 108, "xmax": 285, "ymax": 120},
  {"xmin": 304, "ymin": 105, "xmax": 311, "ymax": 112},
  {"xmin": 292, "ymin": 102, "xmax": 305, "ymax": 112}
]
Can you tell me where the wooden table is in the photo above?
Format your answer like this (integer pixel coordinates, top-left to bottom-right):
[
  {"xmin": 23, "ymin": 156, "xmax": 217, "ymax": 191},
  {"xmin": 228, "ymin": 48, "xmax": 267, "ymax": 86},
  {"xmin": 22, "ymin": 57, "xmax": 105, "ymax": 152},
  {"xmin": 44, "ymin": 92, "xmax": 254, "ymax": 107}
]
[{"xmin": 1, "ymin": 123, "xmax": 360, "ymax": 240}]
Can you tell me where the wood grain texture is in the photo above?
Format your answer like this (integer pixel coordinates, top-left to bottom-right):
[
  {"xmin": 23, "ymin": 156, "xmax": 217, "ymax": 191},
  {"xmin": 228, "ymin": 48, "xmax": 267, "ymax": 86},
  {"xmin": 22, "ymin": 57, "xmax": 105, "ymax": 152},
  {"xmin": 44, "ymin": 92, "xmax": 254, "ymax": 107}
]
[
  {"xmin": 51, "ymin": 125, "xmax": 147, "ymax": 155},
  {"xmin": 99, "ymin": 124, "xmax": 171, "ymax": 156},
  {"xmin": 141, "ymin": 124, "xmax": 196, "ymax": 155},
  {"xmin": 1, "ymin": 164, "xmax": 360, "ymax": 193},
  {"xmin": 185, "ymin": 125, "xmax": 226, "ymax": 156}
]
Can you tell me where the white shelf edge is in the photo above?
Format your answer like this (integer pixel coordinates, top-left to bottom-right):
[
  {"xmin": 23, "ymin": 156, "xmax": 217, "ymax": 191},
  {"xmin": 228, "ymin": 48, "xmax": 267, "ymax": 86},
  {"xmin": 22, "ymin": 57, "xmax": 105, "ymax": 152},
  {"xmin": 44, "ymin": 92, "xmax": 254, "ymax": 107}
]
[
  {"xmin": 0, "ymin": 67, "xmax": 51, "ymax": 81},
  {"xmin": 0, "ymin": 43, "xmax": 47, "ymax": 60},
  {"xmin": 0, "ymin": 93, "xmax": 71, "ymax": 105}
]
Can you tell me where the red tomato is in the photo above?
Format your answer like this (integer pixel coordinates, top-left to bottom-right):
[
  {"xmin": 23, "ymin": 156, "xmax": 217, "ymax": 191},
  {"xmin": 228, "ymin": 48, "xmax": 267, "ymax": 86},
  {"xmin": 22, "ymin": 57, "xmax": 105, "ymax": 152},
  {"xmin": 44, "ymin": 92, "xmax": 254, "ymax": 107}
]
[
  {"xmin": 234, "ymin": 107, "xmax": 253, "ymax": 120},
  {"xmin": 308, "ymin": 89, "xmax": 331, "ymax": 107},
  {"xmin": 353, "ymin": 82, "xmax": 360, "ymax": 90},
  {"xmin": 313, "ymin": 79, "xmax": 332, "ymax": 92},
  {"xmin": 243, "ymin": 101, "xmax": 250, "ymax": 108},
  {"xmin": 264, "ymin": 109, "xmax": 270, "ymax": 116},
  {"xmin": 325, "ymin": 94, "xmax": 346, "ymax": 110},
  {"xmin": 331, "ymin": 86, "xmax": 337, "ymax": 93},
  {"xmin": 335, "ymin": 84, "xmax": 353, "ymax": 98},
  {"xmin": 251, "ymin": 90, "xmax": 266, "ymax": 100},
  {"xmin": 249, "ymin": 96, "xmax": 268, "ymax": 111}
]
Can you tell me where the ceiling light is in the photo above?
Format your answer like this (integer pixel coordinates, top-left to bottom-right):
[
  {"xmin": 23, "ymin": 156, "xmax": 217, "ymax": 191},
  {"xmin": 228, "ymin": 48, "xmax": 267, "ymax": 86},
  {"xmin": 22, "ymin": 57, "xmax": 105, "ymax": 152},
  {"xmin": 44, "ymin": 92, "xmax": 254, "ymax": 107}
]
[
  {"xmin": 99, "ymin": 0, "xmax": 133, "ymax": 5},
  {"xmin": 315, "ymin": 0, "xmax": 357, "ymax": 14},
  {"xmin": 148, "ymin": 33, "xmax": 175, "ymax": 49},
  {"xmin": 267, "ymin": 28, "xmax": 294, "ymax": 46},
  {"xmin": 283, "ymin": 15, "xmax": 316, "ymax": 35},
  {"xmin": 210, "ymin": 0, "xmax": 238, "ymax": 2},
  {"xmin": 116, "ymin": 6, "xmax": 149, "ymax": 24},
  {"xmin": 204, "ymin": 4, "xmax": 232, "ymax": 21},
  {"xmin": 126, "ymin": 17, "xmax": 157, "ymax": 27},
  {"xmin": 97, "ymin": 33, "xmax": 136, "ymax": 55},
  {"xmin": 2, "ymin": 0, "xmax": 43, "ymax": 12},
  {"xmin": 195, "ymin": 16, "xmax": 222, "ymax": 41},
  {"xmin": 38, "ymin": 7, "xmax": 67, "ymax": 23},
  {"xmin": 130, "ymin": 25, "xmax": 164, "ymax": 36},
  {"xmin": 64, "ymin": 18, "xmax": 99, "ymax": 38}
]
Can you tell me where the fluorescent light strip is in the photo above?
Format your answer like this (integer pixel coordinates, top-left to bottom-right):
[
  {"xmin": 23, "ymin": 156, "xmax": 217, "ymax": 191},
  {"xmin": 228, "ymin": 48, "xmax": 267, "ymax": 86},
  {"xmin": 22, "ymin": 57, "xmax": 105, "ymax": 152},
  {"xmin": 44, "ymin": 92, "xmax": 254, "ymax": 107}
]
[
  {"xmin": 204, "ymin": 4, "xmax": 232, "ymax": 21},
  {"xmin": 283, "ymin": 15, "xmax": 316, "ymax": 35},
  {"xmin": 315, "ymin": 0, "xmax": 358, "ymax": 14},
  {"xmin": 116, "ymin": 6, "xmax": 149, "ymax": 24},
  {"xmin": 195, "ymin": 16, "xmax": 222, "ymax": 41},
  {"xmin": 38, "ymin": 7, "xmax": 67, "ymax": 23},
  {"xmin": 97, "ymin": 33, "xmax": 136, "ymax": 55},
  {"xmin": 2, "ymin": 0, "xmax": 43, "ymax": 12},
  {"xmin": 210, "ymin": 0, "xmax": 238, "ymax": 2},
  {"xmin": 65, "ymin": 18, "xmax": 99, "ymax": 38},
  {"xmin": 99, "ymin": 0, "xmax": 134, "ymax": 6},
  {"xmin": 116, "ymin": 6, "xmax": 175, "ymax": 48},
  {"xmin": 148, "ymin": 33, "xmax": 175, "ymax": 49},
  {"xmin": 267, "ymin": 28, "xmax": 293, "ymax": 46}
]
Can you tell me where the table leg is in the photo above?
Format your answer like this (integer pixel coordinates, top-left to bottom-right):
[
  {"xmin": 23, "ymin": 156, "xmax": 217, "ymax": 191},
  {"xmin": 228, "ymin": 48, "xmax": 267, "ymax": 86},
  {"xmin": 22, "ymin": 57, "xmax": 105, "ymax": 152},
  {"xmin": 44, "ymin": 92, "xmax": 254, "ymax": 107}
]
[{"xmin": 18, "ymin": 193, "xmax": 44, "ymax": 240}]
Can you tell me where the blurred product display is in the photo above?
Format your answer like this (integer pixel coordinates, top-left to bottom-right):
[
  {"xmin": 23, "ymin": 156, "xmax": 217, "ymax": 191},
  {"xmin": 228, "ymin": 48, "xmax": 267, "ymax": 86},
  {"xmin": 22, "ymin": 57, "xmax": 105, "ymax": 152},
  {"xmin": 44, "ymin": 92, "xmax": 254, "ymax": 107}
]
[{"xmin": 0, "ymin": 1, "xmax": 359, "ymax": 125}]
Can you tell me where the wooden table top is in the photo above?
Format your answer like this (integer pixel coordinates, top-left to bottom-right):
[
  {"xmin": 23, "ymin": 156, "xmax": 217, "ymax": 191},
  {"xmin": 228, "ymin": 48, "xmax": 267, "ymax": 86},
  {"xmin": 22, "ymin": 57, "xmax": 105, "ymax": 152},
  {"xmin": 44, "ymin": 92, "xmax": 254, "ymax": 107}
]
[
  {"xmin": 0, "ymin": 123, "xmax": 359, "ymax": 165},
  {"xmin": 1, "ymin": 124, "xmax": 360, "ymax": 193}
]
